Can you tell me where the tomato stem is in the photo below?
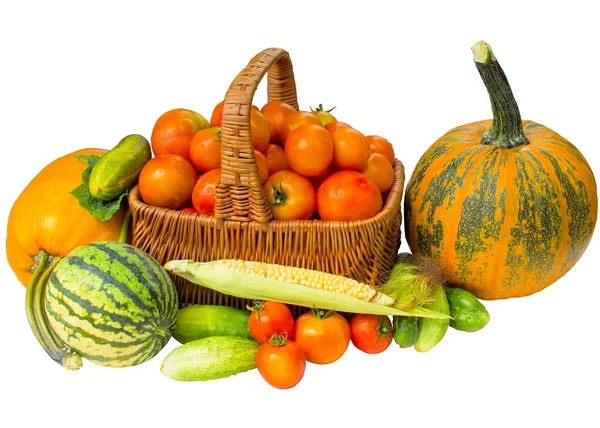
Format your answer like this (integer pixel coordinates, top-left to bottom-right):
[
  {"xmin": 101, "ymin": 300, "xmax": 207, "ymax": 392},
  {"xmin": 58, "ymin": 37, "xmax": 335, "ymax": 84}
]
[
  {"xmin": 375, "ymin": 316, "xmax": 394, "ymax": 343},
  {"xmin": 271, "ymin": 181, "xmax": 288, "ymax": 206},
  {"xmin": 266, "ymin": 333, "xmax": 289, "ymax": 347},
  {"xmin": 311, "ymin": 307, "xmax": 334, "ymax": 319},
  {"xmin": 311, "ymin": 104, "xmax": 336, "ymax": 113},
  {"xmin": 246, "ymin": 300, "xmax": 266, "ymax": 321},
  {"xmin": 119, "ymin": 209, "xmax": 132, "ymax": 243}
]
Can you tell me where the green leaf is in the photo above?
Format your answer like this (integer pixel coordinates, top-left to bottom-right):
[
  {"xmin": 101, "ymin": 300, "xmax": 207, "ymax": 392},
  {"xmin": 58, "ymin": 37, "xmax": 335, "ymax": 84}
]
[{"xmin": 70, "ymin": 155, "xmax": 127, "ymax": 221}]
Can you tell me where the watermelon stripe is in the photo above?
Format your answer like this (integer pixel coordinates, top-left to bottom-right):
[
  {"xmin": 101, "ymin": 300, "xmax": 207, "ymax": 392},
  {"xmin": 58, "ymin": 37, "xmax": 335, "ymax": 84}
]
[
  {"xmin": 88, "ymin": 242, "xmax": 168, "ymax": 315},
  {"xmin": 91, "ymin": 243, "xmax": 162, "ymax": 312},
  {"xmin": 48, "ymin": 274, "xmax": 157, "ymax": 335},
  {"xmin": 45, "ymin": 242, "xmax": 178, "ymax": 367},
  {"xmin": 111, "ymin": 243, "xmax": 174, "ymax": 315},
  {"xmin": 46, "ymin": 280, "xmax": 145, "ymax": 339},
  {"xmin": 60, "ymin": 256, "xmax": 157, "ymax": 316},
  {"xmin": 45, "ymin": 303, "xmax": 151, "ymax": 350}
]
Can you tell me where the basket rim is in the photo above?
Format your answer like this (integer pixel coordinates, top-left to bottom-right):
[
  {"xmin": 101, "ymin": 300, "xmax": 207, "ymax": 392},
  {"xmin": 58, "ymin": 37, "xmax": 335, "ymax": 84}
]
[{"xmin": 129, "ymin": 158, "xmax": 405, "ymax": 230}]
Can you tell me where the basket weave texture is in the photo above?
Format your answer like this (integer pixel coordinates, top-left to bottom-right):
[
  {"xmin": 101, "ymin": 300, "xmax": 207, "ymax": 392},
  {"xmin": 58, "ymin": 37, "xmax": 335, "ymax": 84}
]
[{"xmin": 128, "ymin": 48, "xmax": 405, "ymax": 314}]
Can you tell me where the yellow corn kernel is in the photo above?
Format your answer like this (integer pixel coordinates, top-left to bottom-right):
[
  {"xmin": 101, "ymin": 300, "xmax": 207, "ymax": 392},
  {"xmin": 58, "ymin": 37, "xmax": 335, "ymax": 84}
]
[{"xmin": 214, "ymin": 259, "xmax": 388, "ymax": 304}]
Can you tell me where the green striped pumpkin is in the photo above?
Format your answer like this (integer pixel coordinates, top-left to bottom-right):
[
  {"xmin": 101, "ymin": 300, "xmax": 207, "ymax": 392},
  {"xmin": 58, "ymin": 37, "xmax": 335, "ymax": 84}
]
[
  {"xmin": 404, "ymin": 41, "xmax": 597, "ymax": 300},
  {"xmin": 45, "ymin": 241, "xmax": 178, "ymax": 367}
]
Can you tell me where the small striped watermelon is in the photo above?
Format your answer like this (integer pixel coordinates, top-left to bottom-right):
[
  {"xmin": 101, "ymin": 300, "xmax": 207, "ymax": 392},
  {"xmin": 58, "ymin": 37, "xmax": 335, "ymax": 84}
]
[{"xmin": 45, "ymin": 241, "xmax": 178, "ymax": 367}]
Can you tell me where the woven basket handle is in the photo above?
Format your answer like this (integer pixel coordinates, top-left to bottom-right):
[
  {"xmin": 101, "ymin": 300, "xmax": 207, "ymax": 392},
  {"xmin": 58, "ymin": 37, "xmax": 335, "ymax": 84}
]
[{"xmin": 215, "ymin": 48, "xmax": 299, "ymax": 222}]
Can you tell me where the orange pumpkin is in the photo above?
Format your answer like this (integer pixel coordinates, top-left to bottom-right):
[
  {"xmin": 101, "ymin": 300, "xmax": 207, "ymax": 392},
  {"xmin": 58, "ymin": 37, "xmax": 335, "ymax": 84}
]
[
  {"xmin": 6, "ymin": 148, "xmax": 126, "ymax": 287},
  {"xmin": 404, "ymin": 41, "xmax": 597, "ymax": 300}
]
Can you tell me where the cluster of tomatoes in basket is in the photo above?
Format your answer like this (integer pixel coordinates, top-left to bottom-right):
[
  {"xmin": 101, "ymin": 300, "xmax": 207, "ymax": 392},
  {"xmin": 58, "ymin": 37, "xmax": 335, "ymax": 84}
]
[
  {"xmin": 138, "ymin": 100, "xmax": 396, "ymax": 221},
  {"xmin": 249, "ymin": 301, "xmax": 395, "ymax": 389}
]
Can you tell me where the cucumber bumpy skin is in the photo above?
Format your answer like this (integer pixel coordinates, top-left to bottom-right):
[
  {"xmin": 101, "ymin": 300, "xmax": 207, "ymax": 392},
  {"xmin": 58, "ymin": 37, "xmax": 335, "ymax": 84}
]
[
  {"xmin": 393, "ymin": 316, "xmax": 418, "ymax": 348},
  {"xmin": 446, "ymin": 287, "xmax": 490, "ymax": 332},
  {"xmin": 414, "ymin": 286, "xmax": 450, "ymax": 352},
  {"xmin": 160, "ymin": 336, "xmax": 259, "ymax": 382},
  {"xmin": 88, "ymin": 134, "xmax": 151, "ymax": 201},
  {"xmin": 173, "ymin": 305, "xmax": 253, "ymax": 344}
]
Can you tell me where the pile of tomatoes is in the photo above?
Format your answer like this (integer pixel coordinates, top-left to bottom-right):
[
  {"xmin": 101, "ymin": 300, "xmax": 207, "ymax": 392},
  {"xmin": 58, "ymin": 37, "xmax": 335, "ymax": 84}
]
[
  {"xmin": 137, "ymin": 100, "xmax": 396, "ymax": 221},
  {"xmin": 248, "ymin": 301, "xmax": 395, "ymax": 389}
]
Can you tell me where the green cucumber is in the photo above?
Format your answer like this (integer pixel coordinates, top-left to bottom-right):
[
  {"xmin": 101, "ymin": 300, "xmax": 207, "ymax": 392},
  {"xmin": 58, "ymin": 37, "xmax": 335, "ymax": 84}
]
[
  {"xmin": 393, "ymin": 316, "xmax": 418, "ymax": 348},
  {"xmin": 414, "ymin": 285, "xmax": 450, "ymax": 352},
  {"xmin": 89, "ymin": 133, "xmax": 151, "ymax": 200},
  {"xmin": 161, "ymin": 336, "xmax": 259, "ymax": 382},
  {"xmin": 446, "ymin": 287, "xmax": 490, "ymax": 332},
  {"xmin": 173, "ymin": 305, "xmax": 253, "ymax": 344}
]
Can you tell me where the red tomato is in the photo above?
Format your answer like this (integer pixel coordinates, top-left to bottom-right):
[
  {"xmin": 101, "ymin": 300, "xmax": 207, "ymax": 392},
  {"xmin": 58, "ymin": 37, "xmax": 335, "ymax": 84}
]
[
  {"xmin": 256, "ymin": 334, "xmax": 306, "ymax": 390},
  {"xmin": 151, "ymin": 108, "xmax": 210, "ymax": 162},
  {"xmin": 285, "ymin": 124, "xmax": 333, "ymax": 177},
  {"xmin": 191, "ymin": 168, "xmax": 220, "ymax": 215},
  {"xmin": 189, "ymin": 127, "xmax": 221, "ymax": 173},
  {"xmin": 261, "ymin": 101, "xmax": 296, "ymax": 144},
  {"xmin": 311, "ymin": 104, "xmax": 337, "ymax": 126},
  {"xmin": 280, "ymin": 111, "xmax": 322, "ymax": 146},
  {"xmin": 254, "ymin": 150, "xmax": 269, "ymax": 185},
  {"xmin": 210, "ymin": 101, "xmax": 224, "ymax": 127},
  {"xmin": 251, "ymin": 108, "xmax": 271, "ymax": 152},
  {"xmin": 294, "ymin": 309, "xmax": 350, "ymax": 364},
  {"xmin": 180, "ymin": 207, "xmax": 198, "ymax": 214},
  {"xmin": 138, "ymin": 154, "xmax": 198, "ymax": 209},
  {"xmin": 248, "ymin": 301, "xmax": 295, "ymax": 344},
  {"xmin": 262, "ymin": 170, "xmax": 316, "ymax": 220},
  {"xmin": 325, "ymin": 121, "xmax": 351, "ymax": 134},
  {"xmin": 350, "ymin": 314, "xmax": 394, "ymax": 354},
  {"xmin": 331, "ymin": 126, "xmax": 371, "ymax": 171},
  {"xmin": 367, "ymin": 135, "xmax": 395, "ymax": 165},
  {"xmin": 360, "ymin": 153, "xmax": 395, "ymax": 193},
  {"xmin": 263, "ymin": 144, "xmax": 290, "ymax": 176},
  {"xmin": 317, "ymin": 171, "xmax": 382, "ymax": 221}
]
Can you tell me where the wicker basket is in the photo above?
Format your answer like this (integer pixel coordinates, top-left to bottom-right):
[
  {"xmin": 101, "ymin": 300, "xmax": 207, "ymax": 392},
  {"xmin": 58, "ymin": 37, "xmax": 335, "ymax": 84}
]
[{"xmin": 128, "ymin": 48, "xmax": 405, "ymax": 315}]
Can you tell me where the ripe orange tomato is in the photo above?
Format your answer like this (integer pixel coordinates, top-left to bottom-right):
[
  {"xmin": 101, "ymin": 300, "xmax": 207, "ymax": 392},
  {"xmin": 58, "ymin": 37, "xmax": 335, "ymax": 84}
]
[
  {"xmin": 248, "ymin": 301, "xmax": 295, "ymax": 344},
  {"xmin": 350, "ymin": 314, "xmax": 394, "ymax": 354},
  {"xmin": 256, "ymin": 334, "xmax": 306, "ymax": 390},
  {"xmin": 331, "ymin": 127, "xmax": 371, "ymax": 171},
  {"xmin": 191, "ymin": 168, "xmax": 221, "ymax": 215},
  {"xmin": 280, "ymin": 111, "xmax": 322, "ymax": 146},
  {"xmin": 285, "ymin": 124, "xmax": 333, "ymax": 177},
  {"xmin": 317, "ymin": 171, "xmax": 383, "ymax": 221},
  {"xmin": 262, "ymin": 170, "xmax": 316, "ymax": 221},
  {"xmin": 151, "ymin": 109, "xmax": 210, "ymax": 162},
  {"xmin": 311, "ymin": 104, "xmax": 337, "ymax": 126},
  {"xmin": 307, "ymin": 163, "xmax": 338, "ymax": 192},
  {"xmin": 138, "ymin": 154, "xmax": 198, "ymax": 209},
  {"xmin": 250, "ymin": 108, "xmax": 271, "ymax": 152},
  {"xmin": 325, "ymin": 121, "xmax": 351, "ymax": 134},
  {"xmin": 189, "ymin": 127, "xmax": 221, "ymax": 173},
  {"xmin": 210, "ymin": 101, "xmax": 224, "ymax": 127},
  {"xmin": 262, "ymin": 144, "xmax": 289, "ymax": 176},
  {"xmin": 261, "ymin": 101, "xmax": 296, "ymax": 143},
  {"xmin": 360, "ymin": 153, "xmax": 395, "ymax": 193},
  {"xmin": 367, "ymin": 135, "xmax": 395, "ymax": 165},
  {"xmin": 254, "ymin": 150, "xmax": 269, "ymax": 184},
  {"xmin": 180, "ymin": 207, "xmax": 198, "ymax": 214},
  {"xmin": 294, "ymin": 309, "xmax": 351, "ymax": 364}
]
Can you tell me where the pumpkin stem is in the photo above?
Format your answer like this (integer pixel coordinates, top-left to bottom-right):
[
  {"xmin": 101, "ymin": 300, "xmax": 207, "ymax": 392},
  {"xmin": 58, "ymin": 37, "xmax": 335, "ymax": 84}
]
[
  {"xmin": 25, "ymin": 250, "xmax": 82, "ymax": 370},
  {"xmin": 119, "ymin": 209, "xmax": 132, "ymax": 243},
  {"xmin": 472, "ymin": 40, "xmax": 529, "ymax": 148}
]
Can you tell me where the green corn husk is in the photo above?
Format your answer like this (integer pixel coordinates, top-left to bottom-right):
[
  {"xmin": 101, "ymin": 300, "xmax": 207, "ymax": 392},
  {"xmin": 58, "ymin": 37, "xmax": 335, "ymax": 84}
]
[
  {"xmin": 164, "ymin": 259, "xmax": 450, "ymax": 319},
  {"xmin": 377, "ymin": 252, "xmax": 448, "ymax": 311}
]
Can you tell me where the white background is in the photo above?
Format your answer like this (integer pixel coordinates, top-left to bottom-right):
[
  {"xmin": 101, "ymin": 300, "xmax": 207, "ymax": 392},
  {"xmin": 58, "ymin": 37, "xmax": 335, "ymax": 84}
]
[{"xmin": 1, "ymin": 1, "xmax": 598, "ymax": 427}]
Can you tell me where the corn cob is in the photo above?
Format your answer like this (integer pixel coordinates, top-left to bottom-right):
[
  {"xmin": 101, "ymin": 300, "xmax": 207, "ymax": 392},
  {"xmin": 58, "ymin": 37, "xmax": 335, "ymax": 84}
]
[{"xmin": 164, "ymin": 259, "xmax": 450, "ymax": 319}]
